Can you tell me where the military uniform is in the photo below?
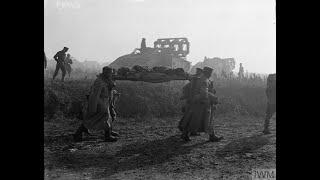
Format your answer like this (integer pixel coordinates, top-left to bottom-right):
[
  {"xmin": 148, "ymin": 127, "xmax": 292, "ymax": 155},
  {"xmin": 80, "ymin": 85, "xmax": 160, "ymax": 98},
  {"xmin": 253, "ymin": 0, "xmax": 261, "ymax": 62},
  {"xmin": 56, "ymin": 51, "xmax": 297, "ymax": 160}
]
[
  {"xmin": 74, "ymin": 67, "xmax": 119, "ymax": 142},
  {"xmin": 53, "ymin": 50, "xmax": 67, "ymax": 81},
  {"xmin": 64, "ymin": 55, "xmax": 72, "ymax": 77},
  {"xmin": 83, "ymin": 76, "xmax": 112, "ymax": 131},
  {"xmin": 179, "ymin": 72, "xmax": 219, "ymax": 141},
  {"xmin": 109, "ymin": 89, "xmax": 120, "ymax": 123}
]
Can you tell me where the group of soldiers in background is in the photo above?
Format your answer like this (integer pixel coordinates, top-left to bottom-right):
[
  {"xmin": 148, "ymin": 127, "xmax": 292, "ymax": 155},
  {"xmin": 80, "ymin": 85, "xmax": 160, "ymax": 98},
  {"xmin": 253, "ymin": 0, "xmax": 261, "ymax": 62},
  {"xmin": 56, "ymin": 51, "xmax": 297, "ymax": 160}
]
[{"xmin": 44, "ymin": 47, "xmax": 73, "ymax": 82}]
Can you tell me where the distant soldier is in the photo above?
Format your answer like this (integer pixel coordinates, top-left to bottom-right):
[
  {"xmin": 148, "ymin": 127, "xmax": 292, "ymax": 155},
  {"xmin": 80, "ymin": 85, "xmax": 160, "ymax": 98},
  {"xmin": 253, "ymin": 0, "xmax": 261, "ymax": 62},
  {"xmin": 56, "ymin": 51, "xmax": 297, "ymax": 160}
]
[
  {"xmin": 179, "ymin": 67, "xmax": 223, "ymax": 142},
  {"xmin": 238, "ymin": 63, "xmax": 244, "ymax": 80},
  {"xmin": 263, "ymin": 73, "xmax": 276, "ymax": 134},
  {"xmin": 73, "ymin": 66, "xmax": 119, "ymax": 142},
  {"xmin": 65, "ymin": 54, "xmax": 73, "ymax": 77},
  {"xmin": 53, "ymin": 47, "xmax": 68, "ymax": 82},
  {"xmin": 44, "ymin": 51, "xmax": 47, "ymax": 69}
]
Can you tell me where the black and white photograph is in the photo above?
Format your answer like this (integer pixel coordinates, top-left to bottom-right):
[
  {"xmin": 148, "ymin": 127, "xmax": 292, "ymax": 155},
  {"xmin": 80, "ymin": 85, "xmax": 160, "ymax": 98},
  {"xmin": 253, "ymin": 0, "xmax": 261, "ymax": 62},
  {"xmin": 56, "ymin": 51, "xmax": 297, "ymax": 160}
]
[{"xmin": 44, "ymin": 0, "xmax": 276, "ymax": 179}]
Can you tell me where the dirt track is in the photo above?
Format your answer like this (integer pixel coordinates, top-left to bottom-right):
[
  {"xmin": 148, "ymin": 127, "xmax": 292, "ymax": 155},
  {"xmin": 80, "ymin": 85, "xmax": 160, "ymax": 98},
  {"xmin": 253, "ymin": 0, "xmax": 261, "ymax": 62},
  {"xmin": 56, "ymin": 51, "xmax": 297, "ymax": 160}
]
[{"xmin": 44, "ymin": 115, "xmax": 276, "ymax": 180}]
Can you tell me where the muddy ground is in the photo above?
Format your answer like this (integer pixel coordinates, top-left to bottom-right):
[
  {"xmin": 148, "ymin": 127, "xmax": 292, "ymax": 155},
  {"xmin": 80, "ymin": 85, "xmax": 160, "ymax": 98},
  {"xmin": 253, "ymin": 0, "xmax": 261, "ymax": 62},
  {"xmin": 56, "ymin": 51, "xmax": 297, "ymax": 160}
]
[{"xmin": 44, "ymin": 115, "xmax": 276, "ymax": 180}]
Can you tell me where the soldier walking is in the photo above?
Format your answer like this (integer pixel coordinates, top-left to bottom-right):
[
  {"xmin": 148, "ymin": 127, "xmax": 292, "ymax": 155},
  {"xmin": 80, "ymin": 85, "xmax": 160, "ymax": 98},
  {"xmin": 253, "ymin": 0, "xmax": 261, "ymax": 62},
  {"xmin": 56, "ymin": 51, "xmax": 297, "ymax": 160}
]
[
  {"xmin": 52, "ymin": 47, "xmax": 68, "ymax": 82},
  {"xmin": 179, "ymin": 68, "xmax": 203, "ymax": 136},
  {"xmin": 73, "ymin": 66, "xmax": 119, "ymax": 142},
  {"xmin": 179, "ymin": 67, "xmax": 223, "ymax": 142}
]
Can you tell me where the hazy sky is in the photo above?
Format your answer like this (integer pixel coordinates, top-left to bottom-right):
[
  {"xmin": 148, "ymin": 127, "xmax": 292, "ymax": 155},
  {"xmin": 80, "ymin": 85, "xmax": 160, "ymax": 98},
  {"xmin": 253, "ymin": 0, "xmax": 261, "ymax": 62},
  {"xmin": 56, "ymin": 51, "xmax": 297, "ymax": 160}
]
[{"xmin": 44, "ymin": 0, "xmax": 276, "ymax": 73}]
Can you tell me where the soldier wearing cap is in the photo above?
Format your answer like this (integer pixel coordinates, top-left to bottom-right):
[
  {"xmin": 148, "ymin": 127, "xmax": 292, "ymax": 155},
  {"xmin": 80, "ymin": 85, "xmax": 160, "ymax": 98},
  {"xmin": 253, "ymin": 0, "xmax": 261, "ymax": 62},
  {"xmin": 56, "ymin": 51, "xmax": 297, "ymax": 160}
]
[
  {"xmin": 53, "ymin": 47, "xmax": 68, "ymax": 82},
  {"xmin": 73, "ymin": 66, "xmax": 119, "ymax": 142},
  {"xmin": 179, "ymin": 66, "xmax": 223, "ymax": 142}
]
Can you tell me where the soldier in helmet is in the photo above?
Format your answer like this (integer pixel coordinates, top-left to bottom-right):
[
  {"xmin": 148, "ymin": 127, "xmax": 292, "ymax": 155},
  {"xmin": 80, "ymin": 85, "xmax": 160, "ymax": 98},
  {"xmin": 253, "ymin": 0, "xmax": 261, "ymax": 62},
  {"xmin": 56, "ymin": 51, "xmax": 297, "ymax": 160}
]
[
  {"xmin": 53, "ymin": 47, "xmax": 68, "ymax": 82},
  {"xmin": 178, "ymin": 68, "xmax": 203, "ymax": 136},
  {"xmin": 179, "ymin": 67, "xmax": 223, "ymax": 142},
  {"xmin": 73, "ymin": 66, "xmax": 119, "ymax": 142}
]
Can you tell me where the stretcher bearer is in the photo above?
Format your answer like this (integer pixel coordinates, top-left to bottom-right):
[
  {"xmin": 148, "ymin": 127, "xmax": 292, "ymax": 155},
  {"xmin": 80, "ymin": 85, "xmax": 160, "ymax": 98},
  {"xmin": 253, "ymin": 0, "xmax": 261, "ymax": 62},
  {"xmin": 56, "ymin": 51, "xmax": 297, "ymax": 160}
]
[{"xmin": 73, "ymin": 66, "xmax": 119, "ymax": 142}]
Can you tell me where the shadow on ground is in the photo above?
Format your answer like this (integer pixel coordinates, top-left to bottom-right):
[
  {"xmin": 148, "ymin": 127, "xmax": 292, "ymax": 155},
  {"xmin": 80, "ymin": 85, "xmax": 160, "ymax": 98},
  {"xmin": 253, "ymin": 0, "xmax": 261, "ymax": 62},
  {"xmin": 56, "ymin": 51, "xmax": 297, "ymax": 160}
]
[
  {"xmin": 47, "ymin": 135, "xmax": 208, "ymax": 178},
  {"xmin": 216, "ymin": 134, "xmax": 271, "ymax": 157}
]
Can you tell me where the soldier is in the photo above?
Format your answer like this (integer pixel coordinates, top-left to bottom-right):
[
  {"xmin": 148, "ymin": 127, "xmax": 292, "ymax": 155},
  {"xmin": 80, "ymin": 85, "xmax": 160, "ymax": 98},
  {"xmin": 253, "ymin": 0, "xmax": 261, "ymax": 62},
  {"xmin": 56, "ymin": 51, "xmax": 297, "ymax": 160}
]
[
  {"xmin": 238, "ymin": 63, "xmax": 244, "ymax": 80},
  {"xmin": 109, "ymin": 89, "xmax": 121, "ymax": 136},
  {"xmin": 73, "ymin": 66, "xmax": 119, "ymax": 142},
  {"xmin": 53, "ymin": 47, "xmax": 68, "ymax": 82},
  {"xmin": 207, "ymin": 80, "xmax": 221, "ymax": 141},
  {"xmin": 65, "ymin": 54, "xmax": 73, "ymax": 77},
  {"xmin": 178, "ymin": 68, "xmax": 203, "ymax": 136},
  {"xmin": 263, "ymin": 73, "xmax": 276, "ymax": 134},
  {"xmin": 179, "ymin": 67, "xmax": 223, "ymax": 142}
]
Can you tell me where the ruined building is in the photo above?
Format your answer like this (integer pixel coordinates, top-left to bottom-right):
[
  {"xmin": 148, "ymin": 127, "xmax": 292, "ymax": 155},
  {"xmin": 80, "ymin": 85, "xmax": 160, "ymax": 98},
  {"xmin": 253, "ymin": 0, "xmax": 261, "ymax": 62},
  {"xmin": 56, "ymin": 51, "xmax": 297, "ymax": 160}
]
[
  {"xmin": 109, "ymin": 38, "xmax": 191, "ymax": 72},
  {"xmin": 190, "ymin": 57, "xmax": 236, "ymax": 78}
]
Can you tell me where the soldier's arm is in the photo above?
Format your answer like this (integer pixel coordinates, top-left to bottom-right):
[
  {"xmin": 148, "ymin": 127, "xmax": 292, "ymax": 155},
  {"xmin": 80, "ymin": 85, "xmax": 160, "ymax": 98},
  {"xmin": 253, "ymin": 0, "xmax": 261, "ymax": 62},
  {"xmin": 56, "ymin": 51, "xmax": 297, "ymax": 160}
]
[
  {"xmin": 87, "ymin": 80, "xmax": 102, "ymax": 113},
  {"xmin": 53, "ymin": 52, "xmax": 59, "ymax": 61}
]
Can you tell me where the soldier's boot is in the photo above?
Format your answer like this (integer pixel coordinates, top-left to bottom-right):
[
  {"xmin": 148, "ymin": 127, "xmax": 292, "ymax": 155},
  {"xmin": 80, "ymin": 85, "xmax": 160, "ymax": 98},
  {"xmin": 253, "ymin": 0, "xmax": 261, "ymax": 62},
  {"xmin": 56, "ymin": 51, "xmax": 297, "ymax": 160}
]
[
  {"xmin": 263, "ymin": 129, "xmax": 271, "ymax": 135},
  {"xmin": 110, "ymin": 127, "xmax": 120, "ymax": 137},
  {"xmin": 73, "ymin": 124, "xmax": 87, "ymax": 142},
  {"xmin": 82, "ymin": 124, "xmax": 91, "ymax": 136},
  {"xmin": 110, "ymin": 118, "xmax": 120, "ymax": 137},
  {"xmin": 209, "ymin": 130, "xmax": 223, "ymax": 142},
  {"xmin": 181, "ymin": 131, "xmax": 191, "ymax": 142},
  {"xmin": 104, "ymin": 128, "xmax": 118, "ymax": 142}
]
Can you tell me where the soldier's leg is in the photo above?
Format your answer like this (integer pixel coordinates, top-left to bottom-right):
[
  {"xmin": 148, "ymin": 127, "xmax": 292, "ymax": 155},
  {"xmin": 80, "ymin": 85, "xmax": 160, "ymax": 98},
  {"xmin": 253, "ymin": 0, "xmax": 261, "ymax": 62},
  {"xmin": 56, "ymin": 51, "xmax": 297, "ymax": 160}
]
[
  {"xmin": 109, "ymin": 106, "xmax": 119, "ymax": 137},
  {"xmin": 208, "ymin": 106, "xmax": 223, "ymax": 142},
  {"xmin": 52, "ymin": 63, "xmax": 61, "ymax": 80},
  {"xmin": 181, "ymin": 129, "xmax": 191, "ymax": 141},
  {"xmin": 73, "ymin": 123, "xmax": 89, "ymax": 142},
  {"xmin": 61, "ymin": 65, "xmax": 66, "ymax": 82},
  {"xmin": 263, "ymin": 103, "xmax": 275, "ymax": 134},
  {"xmin": 104, "ymin": 117, "xmax": 118, "ymax": 142}
]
